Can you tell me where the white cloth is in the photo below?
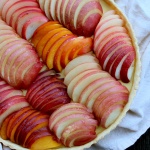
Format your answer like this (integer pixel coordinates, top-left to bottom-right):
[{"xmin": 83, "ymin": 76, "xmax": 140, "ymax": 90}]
[
  {"xmin": 88, "ymin": 0, "xmax": 150, "ymax": 149},
  {"xmin": 0, "ymin": 0, "xmax": 150, "ymax": 150}
]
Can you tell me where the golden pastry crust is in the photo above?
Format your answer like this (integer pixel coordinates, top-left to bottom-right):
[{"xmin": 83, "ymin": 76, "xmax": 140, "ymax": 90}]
[{"xmin": 0, "ymin": 0, "xmax": 141, "ymax": 149}]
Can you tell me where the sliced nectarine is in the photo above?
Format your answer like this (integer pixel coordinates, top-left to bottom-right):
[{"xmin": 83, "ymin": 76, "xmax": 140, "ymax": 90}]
[
  {"xmin": 53, "ymin": 36, "xmax": 76, "ymax": 72},
  {"xmin": 68, "ymin": 37, "xmax": 93, "ymax": 60},
  {"xmin": 9, "ymin": 108, "xmax": 36, "ymax": 142},
  {"xmin": 24, "ymin": 127, "xmax": 61, "ymax": 149},
  {"xmin": 31, "ymin": 21, "xmax": 62, "ymax": 47},
  {"xmin": 36, "ymin": 28, "xmax": 68, "ymax": 57},
  {"xmin": 46, "ymin": 34, "xmax": 73, "ymax": 69},
  {"xmin": 0, "ymin": 112, "xmax": 15, "ymax": 140},
  {"xmin": 42, "ymin": 29, "xmax": 72, "ymax": 63},
  {"xmin": 6, "ymin": 107, "xmax": 31, "ymax": 139}
]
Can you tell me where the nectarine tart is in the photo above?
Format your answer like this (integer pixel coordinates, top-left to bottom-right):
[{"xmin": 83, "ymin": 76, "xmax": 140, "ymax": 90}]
[{"xmin": 0, "ymin": 0, "xmax": 140, "ymax": 150}]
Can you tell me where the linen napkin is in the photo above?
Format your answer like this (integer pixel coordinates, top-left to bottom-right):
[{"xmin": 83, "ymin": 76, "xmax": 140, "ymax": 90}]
[{"xmin": 1, "ymin": 0, "xmax": 150, "ymax": 150}]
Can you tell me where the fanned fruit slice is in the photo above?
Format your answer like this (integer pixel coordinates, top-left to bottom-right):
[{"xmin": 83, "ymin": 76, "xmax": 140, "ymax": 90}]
[
  {"xmin": 37, "ymin": 0, "xmax": 103, "ymax": 36},
  {"xmin": 49, "ymin": 103, "xmax": 98, "ymax": 147},
  {"xmin": 94, "ymin": 10, "xmax": 136, "ymax": 83},
  {"xmin": 0, "ymin": 78, "xmax": 29, "ymax": 128},
  {"xmin": 31, "ymin": 21, "xmax": 93, "ymax": 72},
  {"xmin": 0, "ymin": 0, "xmax": 48, "ymax": 40},
  {"xmin": 0, "ymin": 106, "xmax": 62, "ymax": 149},
  {"xmin": 0, "ymin": 18, "xmax": 42, "ymax": 89},
  {"xmin": 64, "ymin": 54, "xmax": 129, "ymax": 128},
  {"xmin": 26, "ymin": 70, "xmax": 71, "ymax": 114}
]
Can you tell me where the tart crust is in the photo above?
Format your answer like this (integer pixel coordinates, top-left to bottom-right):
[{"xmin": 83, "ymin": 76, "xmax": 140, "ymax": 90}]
[{"xmin": 0, "ymin": 0, "xmax": 141, "ymax": 149}]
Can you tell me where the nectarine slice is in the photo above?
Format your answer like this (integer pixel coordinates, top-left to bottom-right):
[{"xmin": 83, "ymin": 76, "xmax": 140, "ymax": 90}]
[
  {"xmin": 42, "ymin": 29, "xmax": 72, "ymax": 63},
  {"xmin": 36, "ymin": 28, "xmax": 66, "ymax": 57},
  {"xmin": 34, "ymin": 70, "xmax": 56, "ymax": 81},
  {"xmin": 17, "ymin": 114, "xmax": 49, "ymax": 145},
  {"xmin": 26, "ymin": 77, "xmax": 60, "ymax": 105},
  {"xmin": 46, "ymin": 34, "xmax": 73, "ymax": 69},
  {"xmin": 14, "ymin": 110, "xmax": 41, "ymax": 144},
  {"xmin": 60, "ymin": 37, "xmax": 92, "ymax": 68},
  {"xmin": 6, "ymin": 107, "xmax": 31, "ymax": 139},
  {"xmin": 33, "ymin": 84, "xmax": 68, "ymax": 110},
  {"xmin": 9, "ymin": 108, "xmax": 35, "ymax": 142},
  {"xmin": 0, "ymin": 96, "xmax": 29, "ymax": 127},
  {"xmin": 53, "ymin": 35, "xmax": 76, "ymax": 72},
  {"xmin": 24, "ymin": 127, "xmax": 61, "ymax": 149},
  {"xmin": 0, "ymin": 112, "xmax": 15, "ymax": 140},
  {"xmin": 31, "ymin": 21, "xmax": 62, "ymax": 47},
  {"xmin": 68, "ymin": 37, "xmax": 93, "ymax": 60},
  {"xmin": 23, "ymin": 121, "xmax": 48, "ymax": 147}
]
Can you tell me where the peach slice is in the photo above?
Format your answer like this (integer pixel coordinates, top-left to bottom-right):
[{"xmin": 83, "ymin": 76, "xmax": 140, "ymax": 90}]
[
  {"xmin": 0, "ymin": 112, "xmax": 15, "ymax": 140},
  {"xmin": 31, "ymin": 21, "xmax": 62, "ymax": 47},
  {"xmin": 36, "ymin": 28, "xmax": 68, "ymax": 57},
  {"xmin": 42, "ymin": 29, "xmax": 72, "ymax": 63},
  {"xmin": 53, "ymin": 36, "xmax": 76, "ymax": 72},
  {"xmin": 25, "ymin": 127, "xmax": 61, "ymax": 149},
  {"xmin": 46, "ymin": 34, "xmax": 73, "ymax": 69},
  {"xmin": 9, "ymin": 108, "xmax": 35, "ymax": 142},
  {"xmin": 0, "ymin": 96, "xmax": 29, "ymax": 127}
]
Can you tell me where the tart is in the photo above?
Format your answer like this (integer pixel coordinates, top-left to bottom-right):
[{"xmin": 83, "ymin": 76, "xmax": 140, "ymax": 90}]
[{"xmin": 0, "ymin": 0, "xmax": 141, "ymax": 149}]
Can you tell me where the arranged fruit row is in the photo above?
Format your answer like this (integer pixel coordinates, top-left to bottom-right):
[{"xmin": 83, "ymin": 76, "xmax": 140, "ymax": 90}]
[
  {"xmin": 64, "ymin": 54, "xmax": 129, "ymax": 128},
  {"xmin": 0, "ymin": 0, "xmax": 48, "ymax": 40},
  {"xmin": 37, "ymin": 0, "xmax": 103, "ymax": 36},
  {"xmin": 0, "ymin": 78, "xmax": 29, "ymax": 127},
  {"xmin": 0, "ymin": 18, "xmax": 42, "ymax": 89},
  {"xmin": 0, "ymin": 106, "xmax": 61, "ymax": 150},
  {"xmin": 49, "ymin": 103, "xmax": 98, "ymax": 147},
  {"xmin": 26, "ymin": 70, "xmax": 71, "ymax": 114},
  {"xmin": 31, "ymin": 21, "xmax": 93, "ymax": 72},
  {"xmin": 0, "ymin": 75, "xmax": 98, "ymax": 149},
  {"xmin": 94, "ymin": 10, "xmax": 135, "ymax": 83}
]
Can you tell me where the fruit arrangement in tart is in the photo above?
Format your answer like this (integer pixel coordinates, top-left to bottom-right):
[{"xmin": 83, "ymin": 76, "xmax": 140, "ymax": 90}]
[{"xmin": 0, "ymin": 0, "xmax": 140, "ymax": 150}]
